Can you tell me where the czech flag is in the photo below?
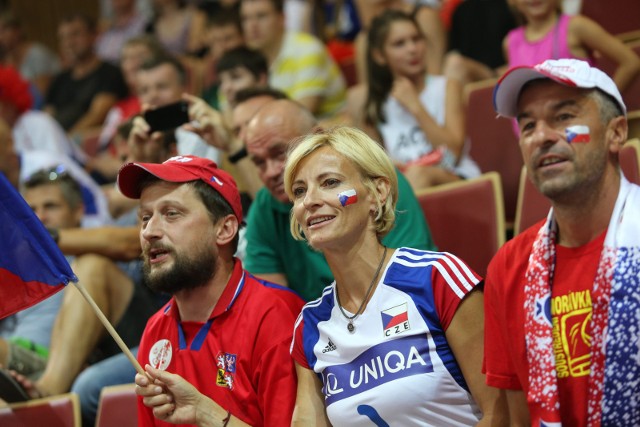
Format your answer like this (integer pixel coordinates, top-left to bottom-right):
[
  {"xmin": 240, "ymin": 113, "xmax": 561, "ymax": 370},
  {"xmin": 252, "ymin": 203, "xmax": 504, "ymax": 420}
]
[
  {"xmin": 381, "ymin": 303, "xmax": 409, "ymax": 331},
  {"xmin": 565, "ymin": 125, "xmax": 591, "ymax": 143},
  {"xmin": 0, "ymin": 173, "xmax": 77, "ymax": 319},
  {"xmin": 338, "ymin": 189, "xmax": 358, "ymax": 207}
]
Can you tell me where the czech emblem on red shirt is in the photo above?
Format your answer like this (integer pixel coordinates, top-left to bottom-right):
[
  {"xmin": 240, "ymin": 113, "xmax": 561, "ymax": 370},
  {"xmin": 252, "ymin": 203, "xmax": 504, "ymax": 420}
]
[{"xmin": 215, "ymin": 351, "xmax": 237, "ymax": 390}]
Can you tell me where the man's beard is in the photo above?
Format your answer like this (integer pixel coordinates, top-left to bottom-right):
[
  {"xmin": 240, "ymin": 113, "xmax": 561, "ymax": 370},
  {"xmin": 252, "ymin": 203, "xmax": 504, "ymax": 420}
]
[{"xmin": 143, "ymin": 244, "xmax": 217, "ymax": 294}]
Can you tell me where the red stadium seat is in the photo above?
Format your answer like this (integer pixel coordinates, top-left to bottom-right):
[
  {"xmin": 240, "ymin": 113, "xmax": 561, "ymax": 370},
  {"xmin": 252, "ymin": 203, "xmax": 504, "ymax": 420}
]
[
  {"xmin": 465, "ymin": 78, "xmax": 522, "ymax": 226},
  {"xmin": 597, "ymin": 40, "xmax": 640, "ymax": 112},
  {"xmin": 0, "ymin": 393, "xmax": 80, "ymax": 427},
  {"xmin": 581, "ymin": 0, "xmax": 640, "ymax": 40},
  {"xmin": 629, "ymin": 110, "xmax": 640, "ymax": 140},
  {"xmin": 415, "ymin": 171, "xmax": 505, "ymax": 276},
  {"xmin": 95, "ymin": 383, "xmax": 138, "ymax": 427},
  {"xmin": 621, "ymin": 138, "xmax": 640, "ymax": 185}
]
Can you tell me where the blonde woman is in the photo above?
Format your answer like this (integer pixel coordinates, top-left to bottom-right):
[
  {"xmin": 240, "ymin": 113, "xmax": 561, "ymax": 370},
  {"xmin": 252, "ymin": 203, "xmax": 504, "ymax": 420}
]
[{"xmin": 285, "ymin": 126, "xmax": 505, "ymax": 426}]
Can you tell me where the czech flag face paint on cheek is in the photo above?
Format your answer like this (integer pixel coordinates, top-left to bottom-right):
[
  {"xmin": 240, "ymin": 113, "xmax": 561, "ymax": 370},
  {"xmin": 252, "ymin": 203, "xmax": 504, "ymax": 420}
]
[
  {"xmin": 565, "ymin": 125, "xmax": 591, "ymax": 143},
  {"xmin": 338, "ymin": 189, "xmax": 358, "ymax": 206}
]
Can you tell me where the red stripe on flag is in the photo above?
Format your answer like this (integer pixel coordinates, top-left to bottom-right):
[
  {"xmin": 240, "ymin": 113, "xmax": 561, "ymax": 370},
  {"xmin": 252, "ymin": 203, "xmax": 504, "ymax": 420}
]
[
  {"xmin": 571, "ymin": 134, "xmax": 590, "ymax": 143},
  {"xmin": 386, "ymin": 311, "xmax": 409, "ymax": 329},
  {"xmin": 0, "ymin": 268, "xmax": 65, "ymax": 318}
]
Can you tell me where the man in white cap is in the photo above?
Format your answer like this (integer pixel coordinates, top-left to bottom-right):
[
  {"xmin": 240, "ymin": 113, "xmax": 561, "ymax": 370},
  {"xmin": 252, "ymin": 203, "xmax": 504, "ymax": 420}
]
[{"xmin": 484, "ymin": 58, "xmax": 640, "ymax": 426}]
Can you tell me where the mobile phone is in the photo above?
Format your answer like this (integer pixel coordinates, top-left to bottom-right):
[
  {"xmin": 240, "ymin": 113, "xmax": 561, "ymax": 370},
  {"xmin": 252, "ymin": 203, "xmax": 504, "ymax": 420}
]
[{"xmin": 144, "ymin": 101, "xmax": 190, "ymax": 133}]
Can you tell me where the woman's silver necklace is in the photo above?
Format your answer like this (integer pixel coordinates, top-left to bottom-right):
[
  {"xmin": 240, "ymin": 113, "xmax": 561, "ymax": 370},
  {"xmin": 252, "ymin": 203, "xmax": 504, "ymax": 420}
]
[{"xmin": 336, "ymin": 246, "xmax": 388, "ymax": 333}]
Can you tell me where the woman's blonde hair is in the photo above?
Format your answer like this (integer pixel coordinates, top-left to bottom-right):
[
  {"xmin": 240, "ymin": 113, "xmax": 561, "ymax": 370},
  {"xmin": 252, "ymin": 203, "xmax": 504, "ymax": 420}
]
[{"xmin": 284, "ymin": 126, "xmax": 398, "ymax": 241}]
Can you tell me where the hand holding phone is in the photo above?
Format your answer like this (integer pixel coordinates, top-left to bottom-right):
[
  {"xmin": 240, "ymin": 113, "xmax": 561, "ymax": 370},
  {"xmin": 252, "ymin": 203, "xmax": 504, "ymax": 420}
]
[{"xmin": 143, "ymin": 101, "xmax": 190, "ymax": 133}]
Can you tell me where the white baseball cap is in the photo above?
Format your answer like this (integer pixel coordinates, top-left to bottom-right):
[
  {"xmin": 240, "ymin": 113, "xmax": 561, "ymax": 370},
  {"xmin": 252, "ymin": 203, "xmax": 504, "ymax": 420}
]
[{"xmin": 493, "ymin": 58, "xmax": 626, "ymax": 118}]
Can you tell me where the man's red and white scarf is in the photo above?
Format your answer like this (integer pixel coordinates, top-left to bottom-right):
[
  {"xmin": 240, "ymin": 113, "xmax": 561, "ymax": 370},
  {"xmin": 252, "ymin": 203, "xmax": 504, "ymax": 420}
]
[{"xmin": 524, "ymin": 177, "xmax": 640, "ymax": 426}]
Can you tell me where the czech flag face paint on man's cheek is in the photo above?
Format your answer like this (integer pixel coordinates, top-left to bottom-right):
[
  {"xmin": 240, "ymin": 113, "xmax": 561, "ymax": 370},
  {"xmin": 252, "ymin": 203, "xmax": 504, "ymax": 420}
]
[
  {"xmin": 565, "ymin": 125, "xmax": 591, "ymax": 143},
  {"xmin": 338, "ymin": 189, "xmax": 357, "ymax": 206}
]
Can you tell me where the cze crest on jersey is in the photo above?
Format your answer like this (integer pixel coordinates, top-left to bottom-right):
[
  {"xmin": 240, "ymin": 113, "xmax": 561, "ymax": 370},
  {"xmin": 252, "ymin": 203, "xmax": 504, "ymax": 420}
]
[
  {"xmin": 381, "ymin": 303, "xmax": 410, "ymax": 337},
  {"xmin": 216, "ymin": 351, "xmax": 237, "ymax": 390}
]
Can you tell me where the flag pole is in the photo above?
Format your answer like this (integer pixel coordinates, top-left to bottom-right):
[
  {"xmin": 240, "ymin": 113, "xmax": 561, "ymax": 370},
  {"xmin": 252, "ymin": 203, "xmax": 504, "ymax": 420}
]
[{"xmin": 71, "ymin": 281, "xmax": 145, "ymax": 375}]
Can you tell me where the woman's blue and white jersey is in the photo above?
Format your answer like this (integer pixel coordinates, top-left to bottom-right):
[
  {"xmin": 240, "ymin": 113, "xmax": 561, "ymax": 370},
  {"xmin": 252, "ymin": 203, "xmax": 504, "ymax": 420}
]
[{"xmin": 291, "ymin": 248, "xmax": 483, "ymax": 426}]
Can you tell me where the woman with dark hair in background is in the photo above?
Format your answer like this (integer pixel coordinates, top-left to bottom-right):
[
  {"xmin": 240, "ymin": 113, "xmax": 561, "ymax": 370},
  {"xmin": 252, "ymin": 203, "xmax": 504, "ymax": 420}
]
[{"xmin": 357, "ymin": 10, "xmax": 479, "ymax": 191}]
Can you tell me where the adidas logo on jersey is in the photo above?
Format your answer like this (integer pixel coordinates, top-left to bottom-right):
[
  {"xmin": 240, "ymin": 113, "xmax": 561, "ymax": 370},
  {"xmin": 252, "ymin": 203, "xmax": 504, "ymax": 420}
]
[{"xmin": 322, "ymin": 339, "xmax": 337, "ymax": 353}]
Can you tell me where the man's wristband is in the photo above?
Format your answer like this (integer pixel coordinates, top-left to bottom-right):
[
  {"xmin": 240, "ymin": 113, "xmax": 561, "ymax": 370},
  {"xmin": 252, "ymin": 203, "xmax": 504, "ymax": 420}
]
[{"xmin": 228, "ymin": 147, "xmax": 248, "ymax": 164}]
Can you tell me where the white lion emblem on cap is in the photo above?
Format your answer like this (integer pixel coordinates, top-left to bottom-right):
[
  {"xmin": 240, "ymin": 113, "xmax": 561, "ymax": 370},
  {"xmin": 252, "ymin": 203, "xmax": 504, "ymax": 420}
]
[{"xmin": 165, "ymin": 156, "xmax": 193, "ymax": 163}]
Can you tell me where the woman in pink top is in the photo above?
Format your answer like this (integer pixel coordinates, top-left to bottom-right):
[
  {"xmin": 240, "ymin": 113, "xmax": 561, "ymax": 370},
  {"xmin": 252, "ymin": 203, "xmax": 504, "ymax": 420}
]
[
  {"xmin": 444, "ymin": 0, "xmax": 640, "ymax": 89},
  {"xmin": 505, "ymin": 0, "xmax": 639, "ymax": 93},
  {"xmin": 507, "ymin": 13, "xmax": 592, "ymax": 66}
]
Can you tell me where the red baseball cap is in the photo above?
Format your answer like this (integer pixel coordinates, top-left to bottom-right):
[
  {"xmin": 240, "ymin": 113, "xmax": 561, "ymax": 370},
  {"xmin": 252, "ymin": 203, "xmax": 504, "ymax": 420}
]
[
  {"xmin": 0, "ymin": 66, "xmax": 33, "ymax": 114},
  {"xmin": 117, "ymin": 155, "xmax": 243, "ymax": 222}
]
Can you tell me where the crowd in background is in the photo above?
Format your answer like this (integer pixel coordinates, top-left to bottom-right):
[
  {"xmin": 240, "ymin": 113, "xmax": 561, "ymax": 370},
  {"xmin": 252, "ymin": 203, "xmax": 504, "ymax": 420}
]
[{"xmin": 0, "ymin": 0, "xmax": 639, "ymax": 425}]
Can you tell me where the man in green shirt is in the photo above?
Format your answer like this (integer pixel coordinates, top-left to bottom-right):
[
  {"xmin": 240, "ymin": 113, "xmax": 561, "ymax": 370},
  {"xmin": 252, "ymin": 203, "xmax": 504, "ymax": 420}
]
[{"xmin": 243, "ymin": 99, "xmax": 435, "ymax": 301}]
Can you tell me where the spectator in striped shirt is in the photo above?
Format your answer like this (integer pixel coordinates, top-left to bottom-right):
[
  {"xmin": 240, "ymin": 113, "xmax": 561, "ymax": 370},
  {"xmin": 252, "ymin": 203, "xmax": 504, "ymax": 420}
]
[{"xmin": 240, "ymin": 0, "xmax": 347, "ymax": 119}]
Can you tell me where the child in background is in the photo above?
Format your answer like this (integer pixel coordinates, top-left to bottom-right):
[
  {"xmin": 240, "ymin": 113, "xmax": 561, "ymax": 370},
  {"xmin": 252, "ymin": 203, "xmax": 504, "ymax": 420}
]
[
  {"xmin": 505, "ymin": 0, "xmax": 640, "ymax": 93},
  {"xmin": 359, "ymin": 10, "xmax": 480, "ymax": 191}
]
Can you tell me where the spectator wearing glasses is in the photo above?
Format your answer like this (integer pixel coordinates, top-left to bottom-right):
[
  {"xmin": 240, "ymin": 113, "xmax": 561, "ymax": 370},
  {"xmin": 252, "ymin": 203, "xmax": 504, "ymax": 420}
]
[
  {"xmin": 0, "ymin": 164, "xmax": 156, "ymax": 411},
  {"xmin": 0, "ymin": 117, "xmax": 171, "ymax": 426},
  {"xmin": 0, "ymin": 169, "xmax": 81, "ymax": 390},
  {"xmin": 0, "ymin": 115, "xmax": 111, "ymax": 228}
]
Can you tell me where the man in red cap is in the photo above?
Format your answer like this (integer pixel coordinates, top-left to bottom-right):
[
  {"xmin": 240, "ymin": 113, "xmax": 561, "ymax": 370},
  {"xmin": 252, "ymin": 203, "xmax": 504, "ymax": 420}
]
[
  {"xmin": 484, "ymin": 58, "xmax": 639, "ymax": 426},
  {"xmin": 118, "ymin": 155, "xmax": 304, "ymax": 427}
]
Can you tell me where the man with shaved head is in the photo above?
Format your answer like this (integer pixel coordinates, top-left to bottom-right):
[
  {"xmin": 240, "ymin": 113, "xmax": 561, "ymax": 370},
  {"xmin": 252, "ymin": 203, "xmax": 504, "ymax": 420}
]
[
  {"xmin": 243, "ymin": 99, "xmax": 435, "ymax": 301},
  {"xmin": 224, "ymin": 87, "xmax": 288, "ymax": 200}
]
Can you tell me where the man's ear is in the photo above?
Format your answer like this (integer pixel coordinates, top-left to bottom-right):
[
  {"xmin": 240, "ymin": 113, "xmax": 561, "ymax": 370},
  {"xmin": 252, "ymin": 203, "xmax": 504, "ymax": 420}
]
[
  {"xmin": 216, "ymin": 214, "xmax": 239, "ymax": 246},
  {"xmin": 607, "ymin": 115, "xmax": 628, "ymax": 155}
]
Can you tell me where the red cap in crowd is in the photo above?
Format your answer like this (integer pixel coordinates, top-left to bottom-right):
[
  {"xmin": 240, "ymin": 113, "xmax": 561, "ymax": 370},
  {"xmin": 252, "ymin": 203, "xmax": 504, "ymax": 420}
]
[
  {"xmin": 117, "ymin": 155, "xmax": 243, "ymax": 222},
  {"xmin": 0, "ymin": 66, "xmax": 33, "ymax": 114}
]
